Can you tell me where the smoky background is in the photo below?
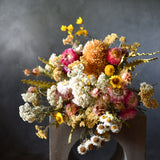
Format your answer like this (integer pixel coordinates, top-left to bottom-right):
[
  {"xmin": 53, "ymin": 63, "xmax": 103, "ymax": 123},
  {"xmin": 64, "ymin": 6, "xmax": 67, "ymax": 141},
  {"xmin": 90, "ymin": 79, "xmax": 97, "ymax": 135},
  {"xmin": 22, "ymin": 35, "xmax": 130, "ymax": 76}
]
[{"xmin": 0, "ymin": 0, "xmax": 160, "ymax": 159}]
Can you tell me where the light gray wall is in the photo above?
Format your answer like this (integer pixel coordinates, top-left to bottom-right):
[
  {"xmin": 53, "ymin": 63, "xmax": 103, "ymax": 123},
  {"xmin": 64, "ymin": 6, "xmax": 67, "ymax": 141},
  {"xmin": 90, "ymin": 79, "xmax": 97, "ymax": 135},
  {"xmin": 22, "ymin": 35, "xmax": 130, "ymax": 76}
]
[{"xmin": 0, "ymin": 0, "xmax": 160, "ymax": 159}]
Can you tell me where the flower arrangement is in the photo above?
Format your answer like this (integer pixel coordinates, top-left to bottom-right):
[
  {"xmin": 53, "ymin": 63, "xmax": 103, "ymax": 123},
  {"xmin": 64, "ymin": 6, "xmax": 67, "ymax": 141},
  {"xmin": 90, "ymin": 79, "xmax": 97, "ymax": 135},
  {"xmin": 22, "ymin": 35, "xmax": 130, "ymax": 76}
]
[{"xmin": 19, "ymin": 17, "xmax": 159, "ymax": 155}]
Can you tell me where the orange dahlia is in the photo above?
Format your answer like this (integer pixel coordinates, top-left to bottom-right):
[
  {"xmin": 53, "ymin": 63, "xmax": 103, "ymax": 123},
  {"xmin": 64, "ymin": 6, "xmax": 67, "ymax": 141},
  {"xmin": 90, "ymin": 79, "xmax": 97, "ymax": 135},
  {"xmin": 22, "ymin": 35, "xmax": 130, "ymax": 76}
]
[{"xmin": 82, "ymin": 39, "xmax": 107, "ymax": 77}]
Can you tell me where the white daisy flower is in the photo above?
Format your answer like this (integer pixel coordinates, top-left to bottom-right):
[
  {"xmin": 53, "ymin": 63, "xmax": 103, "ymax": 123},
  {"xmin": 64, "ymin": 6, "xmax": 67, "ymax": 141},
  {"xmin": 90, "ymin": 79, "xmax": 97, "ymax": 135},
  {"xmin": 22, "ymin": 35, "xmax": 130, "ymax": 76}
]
[
  {"xmin": 77, "ymin": 144, "xmax": 87, "ymax": 155},
  {"xmin": 96, "ymin": 124, "xmax": 106, "ymax": 134},
  {"xmin": 84, "ymin": 140, "xmax": 94, "ymax": 151},
  {"xmin": 91, "ymin": 135, "xmax": 102, "ymax": 147}
]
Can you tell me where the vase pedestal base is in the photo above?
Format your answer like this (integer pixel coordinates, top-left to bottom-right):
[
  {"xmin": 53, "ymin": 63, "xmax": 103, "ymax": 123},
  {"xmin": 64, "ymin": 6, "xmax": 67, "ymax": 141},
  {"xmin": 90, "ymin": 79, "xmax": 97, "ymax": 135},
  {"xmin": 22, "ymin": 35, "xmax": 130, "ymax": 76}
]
[{"xmin": 49, "ymin": 112, "xmax": 146, "ymax": 160}]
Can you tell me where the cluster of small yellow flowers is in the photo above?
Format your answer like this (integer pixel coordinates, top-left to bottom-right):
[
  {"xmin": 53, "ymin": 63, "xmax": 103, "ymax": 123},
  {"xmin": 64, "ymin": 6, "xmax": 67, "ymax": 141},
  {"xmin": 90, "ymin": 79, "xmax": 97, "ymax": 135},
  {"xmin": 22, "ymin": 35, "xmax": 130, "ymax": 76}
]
[
  {"xmin": 61, "ymin": 17, "xmax": 88, "ymax": 45},
  {"xmin": 63, "ymin": 35, "xmax": 74, "ymax": 45},
  {"xmin": 35, "ymin": 125, "xmax": 47, "ymax": 139},
  {"xmin": 119, "ymin": 36, "xmax": 126, "ymax": 43},
  {"xmin": 85, "ymin": 107, "xmax": 99, "ymax": 128},
  {"xmin": 138, "ymin": 82, "xmax": 159, "ymax": 109},
  {"xmin": 54, "ymin": 112, "xmax": 64, "ymax": 124},
  {"xmin": 53, "ymin": 67, "xmax": 64, "ymax": 82},
  {"xmin": 66, "ymin": 114, "xmax": 85, "ymax": 129},
  {"xmin": 103, "ymin": 33, "xmax": 118, "ymax": 47}
]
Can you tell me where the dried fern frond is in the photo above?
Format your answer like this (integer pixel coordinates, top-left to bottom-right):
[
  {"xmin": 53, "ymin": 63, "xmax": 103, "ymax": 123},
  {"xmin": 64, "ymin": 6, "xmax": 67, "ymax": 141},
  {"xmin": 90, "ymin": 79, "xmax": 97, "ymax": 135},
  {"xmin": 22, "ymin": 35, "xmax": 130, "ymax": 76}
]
[
  {"xmin": 22, "ymin": 79, "xmax": 55, "ymax": 89},
  {"xmin": 38, "ymin": 57, "xmax": 54, "ymax": 68},
  {"xmin": 129, "ymin": 51, "xmax": 160, "ymax": 57},
  {"xmin": 125, "ymin": 57, "xmax": 158, "ymax": 70}
]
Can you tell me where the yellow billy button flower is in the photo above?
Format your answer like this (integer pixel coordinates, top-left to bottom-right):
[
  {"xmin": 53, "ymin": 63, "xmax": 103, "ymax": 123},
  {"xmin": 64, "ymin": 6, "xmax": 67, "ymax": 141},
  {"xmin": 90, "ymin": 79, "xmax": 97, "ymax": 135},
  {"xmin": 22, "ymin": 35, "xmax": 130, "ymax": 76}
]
[
  {"xmin": 110, "ymin": 75, "xmax": 122, "ymax": 89},
  {"xmin": 54, "ymin": 112, "xmax": 63, "ymax": 124},
  {"xmin": 61, "ymin": 25, "xmax": 67, "ymax": 31},
  {"xmin": 67, "ymin": 24, "xmax": 74, "ymax": 32},
  {"xmin": 104, "ymin": 65, "xmax": 115, "ymax": 76},
  {"xmin": 76, "ymin": 17, "xmax": 83, "ymax": 24}
]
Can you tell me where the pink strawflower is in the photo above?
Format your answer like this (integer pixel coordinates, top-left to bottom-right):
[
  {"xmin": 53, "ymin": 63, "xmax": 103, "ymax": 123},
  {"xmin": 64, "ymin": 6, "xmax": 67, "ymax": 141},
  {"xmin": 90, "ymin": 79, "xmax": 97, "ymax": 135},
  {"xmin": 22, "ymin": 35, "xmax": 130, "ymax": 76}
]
[
  {"xmin": 65, "ymin": 103, "xmax": 77, "ymax": 116},
  {"xmin": 106, "ymin": 47, "xmax": 123, "ymax": 65},
  {"xmin": 61, "ymin": 48, "xmax": 79, "ymax": 66},
  {"xmin": 89, "ymin": 88, "xmax": 102, "ymax": 98},
  {"xmin": 121, "ymin": 71, "xmax": 132, "ymax": 85},
  {"xmin": 119, "ymin": 109, "xmax": 137, "ymax": 120},
  {"xmin": 125, "ymin": 90, "xmax": 139, "ymax": 109},
  {"xmin": 107, "ymin": 85, "xmax": 129, "ymax": 103}
]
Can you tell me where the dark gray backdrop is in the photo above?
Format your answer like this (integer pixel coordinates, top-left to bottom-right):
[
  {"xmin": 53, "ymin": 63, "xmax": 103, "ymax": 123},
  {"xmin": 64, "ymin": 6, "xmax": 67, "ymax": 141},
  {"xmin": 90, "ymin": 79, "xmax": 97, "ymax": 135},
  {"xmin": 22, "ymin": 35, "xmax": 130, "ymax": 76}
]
[{"xmin": 0, "ymin": 0, "xmax": 160, "ymax": 159}]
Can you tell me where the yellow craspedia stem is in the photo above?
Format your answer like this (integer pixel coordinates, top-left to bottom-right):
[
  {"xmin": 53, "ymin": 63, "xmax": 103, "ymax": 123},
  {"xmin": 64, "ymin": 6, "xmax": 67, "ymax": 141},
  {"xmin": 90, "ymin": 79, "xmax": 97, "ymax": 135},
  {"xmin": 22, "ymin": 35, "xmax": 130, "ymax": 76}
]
[
  {"xmin": 67, "ymin": 24, "xmax": 74, "ymax": 32},
  {"xmin": 54, "ymin": 112, "xmax": 63, "ymax": 124},
  {"xmin": 110, "ymin": 75, "xmax": 122, "ymax": 88},
  {"xmin": 104, "ymin": 65, "xmax": 115, "ymax": 76},
  {"xmin": 76, "ymin": 17, "xmax": 83, "ymax": 24},
  {"xmin": 61, "ymin": 25, "xmax": 67, "ymax": 31}
]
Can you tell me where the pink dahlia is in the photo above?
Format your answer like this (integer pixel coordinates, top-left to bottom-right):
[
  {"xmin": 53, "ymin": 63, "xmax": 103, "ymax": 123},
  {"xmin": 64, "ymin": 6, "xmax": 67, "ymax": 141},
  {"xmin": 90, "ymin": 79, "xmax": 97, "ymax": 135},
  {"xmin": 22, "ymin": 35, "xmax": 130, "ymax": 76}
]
[
  {"xmin": 125, "ymin": 90, "xmax": 139, "ymax": 109},
  {"xmin": 107, "ymin": 85, "xmax": 129, "ymax": 103},
  {"xmin": 61, "ymin": 48, "xmax": 79, "ymax": 66},
  {"xmin": 106, "ymin": 47, "xmax": 123, "ymax": 65},
  {"xmin": 119, "ymin": 109, "xmax": 137, "ymax": 120},
  {"xmin": 65, "ymin": 103, "xmax": 77, "ymax": 116}
]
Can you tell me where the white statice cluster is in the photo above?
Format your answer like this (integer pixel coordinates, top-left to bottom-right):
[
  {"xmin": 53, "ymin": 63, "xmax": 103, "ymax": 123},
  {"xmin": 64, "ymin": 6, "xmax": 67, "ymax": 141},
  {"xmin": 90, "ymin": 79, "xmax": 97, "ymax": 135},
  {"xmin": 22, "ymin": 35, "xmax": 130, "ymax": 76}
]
[
  {"xmin": 68, "ymin": 64, "xmax": 96, "ymax": 108},
  {"xmin": 96, "ymin": 72, "xmax": 110, "ymax": 93},
  {"xmin": 19, "ymin": 103, "xmax": 46, "ymax": 123},
  {"xmin": 47, "ymin": 85, "xmax": 63, "ymax": 109},
  {"xmin": 21, "ymin": 92, "xmax": 38, "ymax": 104}
]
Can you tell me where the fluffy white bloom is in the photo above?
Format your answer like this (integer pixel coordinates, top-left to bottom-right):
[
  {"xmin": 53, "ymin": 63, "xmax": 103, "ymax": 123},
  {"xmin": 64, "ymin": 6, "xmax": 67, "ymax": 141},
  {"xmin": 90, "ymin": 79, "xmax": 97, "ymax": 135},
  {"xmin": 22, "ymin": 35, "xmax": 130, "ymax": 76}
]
[
  {"xmin": 55, "ymin": 96, "xmax": 63, "ymax": 110},
  {"xmin": 67, "ymin": 64, "xmax": 84, "ymax": 77},
  {"xmin": 47, "ymin": 85, "xmax": 63, "ymax": 109},
  {"xmin": 19, "ymin": 103, "xmax": 46, "ymax": 123},
  {"xmin": 47, "ymin": 85, "xmax": 57, "ymax": 106},
  {"xmin": 96, "ymin": 73, "xmax": 110, "ymax": 93},
  {"xmin": 19, "ymin": 103, "xmax": 36, "ymax": 123},
  {"xmin": 57, "ymin": 80, "xmax": 70, "ymax": 95},
  {"xmin": 69, "ymin": 71, "xmax": 93, "ymax": 108},
  {"xmin": 21, "ymin": 92, "xmax": 37, "ymax": 103}
]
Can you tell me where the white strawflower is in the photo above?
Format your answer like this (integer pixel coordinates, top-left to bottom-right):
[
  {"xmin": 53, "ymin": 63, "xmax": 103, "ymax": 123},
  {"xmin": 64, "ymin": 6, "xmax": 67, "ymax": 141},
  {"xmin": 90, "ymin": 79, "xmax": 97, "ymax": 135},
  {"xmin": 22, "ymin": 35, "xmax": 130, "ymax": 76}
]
[
  {"xmin": 90, "ymin": 135, "xmax": 102, "ymax": 147},
  {"xmin": 110, "ymin": 124, "xmax": 121, "ymax": 133},
  {"xmin": 19, "ymin": 103, "xmax": 36, "ymax": 123},
  {"xmin": 77, "ymin": 144, "xmax": 87, "ymax": 155},
  {"xmin": 21, "ymin": 92, "xmax": 37, "ymax": 103},
  {"xmin": 84, "ymin": 140, "xmax": 94, "ymax": 151},
  {"xmin": 99, "ymin": 115, "xmax": 107, "ymax": 123},
  {"xmin": 45, "ymin": 53, "xmax": 57, "ymax": 70},
  {"xmin": 96, "ymin": 124, "xmax": 106, "ymax": 134}
]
